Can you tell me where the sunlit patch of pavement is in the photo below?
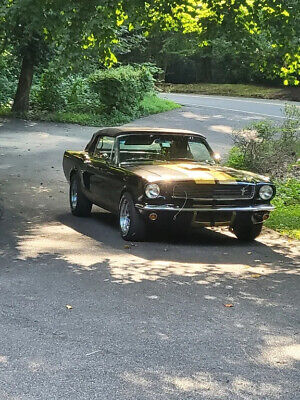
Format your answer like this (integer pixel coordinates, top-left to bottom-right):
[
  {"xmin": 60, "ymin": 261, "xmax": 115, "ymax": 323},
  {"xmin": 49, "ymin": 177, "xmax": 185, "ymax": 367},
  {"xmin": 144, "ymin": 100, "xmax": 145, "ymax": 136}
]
[
  {"xmin": 1, "ymin": 110, "xmax": 299, "ymax": 400},
  {"xmin": 120, "ymin": 369, "xmax": 283, "ymax": 398},
  {"xmin": 15, "ymin": 220, "xmax": 299, "ymax": 284}
]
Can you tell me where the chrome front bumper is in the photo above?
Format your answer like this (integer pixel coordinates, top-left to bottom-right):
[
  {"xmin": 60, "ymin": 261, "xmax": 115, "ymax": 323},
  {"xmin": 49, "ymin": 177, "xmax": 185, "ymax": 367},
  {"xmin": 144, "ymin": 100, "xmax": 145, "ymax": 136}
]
[{"xmin": 136, "ymin": 204, "xmax": 275, "ymax": 212}]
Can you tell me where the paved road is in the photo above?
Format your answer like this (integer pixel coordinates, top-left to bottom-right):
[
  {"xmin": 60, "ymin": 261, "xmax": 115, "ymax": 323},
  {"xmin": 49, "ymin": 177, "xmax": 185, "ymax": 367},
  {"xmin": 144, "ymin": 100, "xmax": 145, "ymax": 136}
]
[
  {"xmin": 0, "ymin": 96, "xmax": 299, "ymax": 399},
  {"xmin": 160, "ymin": 93, "xmax": 297, "ymax": 119},
  {"xmin": 153, "ymin": 93, "xmax": 297, "ymax": 155}
]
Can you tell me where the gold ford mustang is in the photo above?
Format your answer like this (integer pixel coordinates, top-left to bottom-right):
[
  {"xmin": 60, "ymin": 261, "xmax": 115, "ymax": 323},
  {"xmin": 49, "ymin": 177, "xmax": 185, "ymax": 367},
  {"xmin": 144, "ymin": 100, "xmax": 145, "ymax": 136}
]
[{"xmin": 63, "ymin": 127, "xmax": 275, "ymax": 241}]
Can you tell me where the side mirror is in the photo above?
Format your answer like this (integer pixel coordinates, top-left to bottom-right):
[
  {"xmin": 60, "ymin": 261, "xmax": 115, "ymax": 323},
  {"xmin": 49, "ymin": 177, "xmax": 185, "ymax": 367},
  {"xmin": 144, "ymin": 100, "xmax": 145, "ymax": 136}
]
[
  {"xmin": 101, "ymin": 153, "xmax": 110, "ymax": 161},
  {"xmin": 83, "ymin": 153, "xmax": 91, "ymax": 164},
  {"xmin": 213, "ymin": 152, "xmax": 221, "ymax": 163}
]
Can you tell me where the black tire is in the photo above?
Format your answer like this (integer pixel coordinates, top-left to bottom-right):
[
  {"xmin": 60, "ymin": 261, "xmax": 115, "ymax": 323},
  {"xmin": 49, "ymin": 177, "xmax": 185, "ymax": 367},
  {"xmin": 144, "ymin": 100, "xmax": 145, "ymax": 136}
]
[
  {"xmin": 231, "ymin": 213, "xmax": 263, "ymax": 241},
  {"xmin": 69, "ymin": 174, "xmax": 92, "ymax": 217},
  {"xmin": 119, "ymin": 192, "xmax": 146, "ymax": 241}
]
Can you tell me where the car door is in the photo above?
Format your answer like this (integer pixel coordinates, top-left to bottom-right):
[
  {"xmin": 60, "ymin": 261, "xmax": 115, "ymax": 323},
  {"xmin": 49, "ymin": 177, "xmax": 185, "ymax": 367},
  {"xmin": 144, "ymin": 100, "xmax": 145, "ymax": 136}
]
[
  {"xmin": 89, "ymin": 136, "xmax": 115, "ymax": 210},
  {"xmin": 103, "ymin": 138, "xmax": 129, "ymax": 213}
]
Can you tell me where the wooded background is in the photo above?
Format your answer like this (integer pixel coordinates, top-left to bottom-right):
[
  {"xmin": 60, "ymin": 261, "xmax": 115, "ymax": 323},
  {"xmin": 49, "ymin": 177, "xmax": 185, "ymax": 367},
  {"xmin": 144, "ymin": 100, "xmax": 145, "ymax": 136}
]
[{"xmin": 0, "ymin": 0, "xmax": 299, "ymax": 113}]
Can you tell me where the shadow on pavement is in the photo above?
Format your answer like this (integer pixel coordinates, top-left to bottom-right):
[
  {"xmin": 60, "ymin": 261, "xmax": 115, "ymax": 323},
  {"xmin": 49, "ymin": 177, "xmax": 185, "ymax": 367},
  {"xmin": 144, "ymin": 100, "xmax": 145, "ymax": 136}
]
[
  {"xmin": 0, "ymin": 208, "xmax": 299, "ymax": 400},
  {"xmin": 0, "ymin": 117, "xmax": 299, "ymax": 399}
]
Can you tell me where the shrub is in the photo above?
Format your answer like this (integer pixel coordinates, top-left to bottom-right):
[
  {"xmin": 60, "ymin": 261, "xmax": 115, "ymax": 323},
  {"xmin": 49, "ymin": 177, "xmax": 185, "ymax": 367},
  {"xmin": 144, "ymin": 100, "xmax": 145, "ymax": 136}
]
[
  {"xmin": 265, "ymin": 178, "xmax": 300, "ymax": 239},
  {"xmin": 30, "ymin": 65, "xmax": 155, "ymax": 116},
  {"xmin": 88, "ymin": 65, "xmax": 154, "ymax": 114},
  {"xmin": 226, "ymin": 107, "xmax": 300, "ymax": 239},
  {"xmin": 226, "ymin": 146, "xmax": 246, "ymax": 170},
  {"xmin": 0, "ymin": 52, "xmax": 17, "ymax": 106},
  {"xmin": 24, "ymin": 93, "xmax": 179, "ymax": 127},
  {"xmin": 32, "ymin": 69, "xmax": 66, "ymax": 111},
  {"xmin": 226, "ymin": 105, "xmax": 300, "ymax": 179},
  {"xmin": 64, "ymin": 76, "xmax": 102, "ymax": 114},
  {"xmin": 272, "ymin": 178, "xmax": 300, "ymax": 207}
]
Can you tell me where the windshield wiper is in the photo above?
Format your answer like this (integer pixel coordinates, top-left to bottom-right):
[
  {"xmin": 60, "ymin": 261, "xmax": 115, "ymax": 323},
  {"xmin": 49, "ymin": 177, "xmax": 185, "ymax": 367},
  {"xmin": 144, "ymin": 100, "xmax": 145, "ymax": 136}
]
[
  {"xmin": 121, "ymin": 158, "xmax": 156, "ymax": 164},
  {"xmin": 201, "ymin": 160, "xmax": 215, "ymax": 165},
  {"xmin": 169, "ymin": 158, "xmax": 215, "ymax": 165}
]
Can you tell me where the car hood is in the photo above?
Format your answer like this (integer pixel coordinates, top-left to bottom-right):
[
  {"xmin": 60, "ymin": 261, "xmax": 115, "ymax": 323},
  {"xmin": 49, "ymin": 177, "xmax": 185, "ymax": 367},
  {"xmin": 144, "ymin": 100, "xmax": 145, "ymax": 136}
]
[{"xmin": 126, "ymin": 162, "xmax": 271, "ymax": 184}]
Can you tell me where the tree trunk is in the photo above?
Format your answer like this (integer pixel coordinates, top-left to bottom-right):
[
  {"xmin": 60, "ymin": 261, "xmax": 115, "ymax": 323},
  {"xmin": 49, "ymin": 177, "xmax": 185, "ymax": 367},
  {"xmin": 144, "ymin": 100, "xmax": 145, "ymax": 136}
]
[{"xmin": 12, "ymin": 52, "xmax": 34, "ymax": 113}]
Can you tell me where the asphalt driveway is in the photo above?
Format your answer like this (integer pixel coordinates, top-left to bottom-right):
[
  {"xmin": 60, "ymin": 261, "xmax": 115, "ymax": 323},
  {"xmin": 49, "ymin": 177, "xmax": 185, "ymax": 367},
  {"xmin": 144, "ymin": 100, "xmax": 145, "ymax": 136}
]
[{"xmin": 0, "ymin": 95, "xmax": 299, "ymax": 399}]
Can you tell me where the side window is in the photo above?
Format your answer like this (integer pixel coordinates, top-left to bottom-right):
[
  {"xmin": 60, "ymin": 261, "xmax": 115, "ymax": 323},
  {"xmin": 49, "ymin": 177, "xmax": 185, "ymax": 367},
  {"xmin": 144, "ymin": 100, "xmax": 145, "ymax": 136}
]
[{"xmin": 94, "ymin": 136, "xmax": 115, "ymax": 160}]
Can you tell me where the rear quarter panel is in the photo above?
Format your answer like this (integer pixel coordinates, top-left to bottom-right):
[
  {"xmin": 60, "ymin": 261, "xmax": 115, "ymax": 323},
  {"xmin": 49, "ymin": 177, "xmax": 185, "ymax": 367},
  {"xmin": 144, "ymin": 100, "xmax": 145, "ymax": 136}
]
[{"xmin": 63, "ymin": 151, "xmax": 85, "ymax": 183}]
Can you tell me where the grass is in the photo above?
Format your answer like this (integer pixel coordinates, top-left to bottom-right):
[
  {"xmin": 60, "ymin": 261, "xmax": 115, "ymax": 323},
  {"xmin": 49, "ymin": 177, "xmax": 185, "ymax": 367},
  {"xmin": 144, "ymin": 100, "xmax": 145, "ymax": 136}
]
[
  {"xmin": 266, "ymin": 205, "xmax": 300, "ymax": 239},
  {"xmin": 225, "ymin": 148, "xmax": 300, "ymax": 239},
  {"xmin": 2, "ymin": 93, "xmax": 299, "ymax": 239},
  {"xmin": 265, "ymin": 179, "xmax": 300, "ymax": 240},
  {"xmin": 157, "ymin": 83, "xmax": 300, "ymax": 101},
  {"xmin": 140, "ymin": 93, "xmax": 181, "ymax": 115},
  {"xmin": 0, "ymin": 94, "xmax": 180, "ymax": 127}
]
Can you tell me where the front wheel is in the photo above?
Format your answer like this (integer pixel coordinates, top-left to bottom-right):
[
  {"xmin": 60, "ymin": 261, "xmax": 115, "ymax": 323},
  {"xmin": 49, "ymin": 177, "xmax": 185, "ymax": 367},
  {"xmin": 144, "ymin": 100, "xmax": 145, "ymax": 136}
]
[
  {"xmin": 69, "ymin": 174, "xmax": 92, "ymax": 217},
  {"xmin": 231, "ymin": 213, "xmax": 263, "ymax": 241},
  {"xmin": 119, "ymin": 192, "xmax": 146, "ymax": 241}
]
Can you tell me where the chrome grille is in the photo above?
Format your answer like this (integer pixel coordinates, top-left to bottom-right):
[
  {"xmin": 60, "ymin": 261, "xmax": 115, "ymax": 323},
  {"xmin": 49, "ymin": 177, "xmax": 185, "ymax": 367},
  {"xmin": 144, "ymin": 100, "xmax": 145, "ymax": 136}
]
[{"xmin": 172, "ymin": 183, "xmax": 255, "ymax": 200}]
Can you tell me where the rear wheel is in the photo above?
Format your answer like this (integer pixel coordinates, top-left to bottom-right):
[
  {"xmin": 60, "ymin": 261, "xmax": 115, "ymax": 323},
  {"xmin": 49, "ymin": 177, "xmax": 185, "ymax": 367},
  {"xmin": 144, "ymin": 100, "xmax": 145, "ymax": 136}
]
[
  {"xmin": 69, "ymin": 174, "xmax": 92, "ymax": 217},
  {"xmin": 119, "ymin": 192, "xmax": 146, "ymax": 241},
  {"xmin": 231, "ymin": 213, "xmax": 263, "ymax": 241}
]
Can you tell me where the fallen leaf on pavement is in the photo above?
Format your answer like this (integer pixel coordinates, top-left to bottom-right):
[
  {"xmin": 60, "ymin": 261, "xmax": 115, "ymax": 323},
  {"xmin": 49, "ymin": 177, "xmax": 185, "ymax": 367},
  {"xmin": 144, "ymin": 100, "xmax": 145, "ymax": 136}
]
[
  {"xmin": 224, "ymin": 304, "xmax": 234, "ymax": 307},
  {"xmin": 66, "ymin": 304, "xmax": 73, "ymax": 310},
  {"xmin": 124, "ymin": 245, "xmax": 131, "ymax": 249}
]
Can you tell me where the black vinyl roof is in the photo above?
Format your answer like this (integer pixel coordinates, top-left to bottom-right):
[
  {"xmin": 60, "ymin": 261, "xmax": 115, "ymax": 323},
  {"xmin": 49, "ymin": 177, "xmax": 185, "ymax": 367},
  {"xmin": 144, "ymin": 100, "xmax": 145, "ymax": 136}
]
[
  {"xmin": 85, "ymin": 127, "xmax": 206, "ymax": 152},
  {"xmin": 97, "ymin": 126, "xmax": 205, "ymax": 137}
]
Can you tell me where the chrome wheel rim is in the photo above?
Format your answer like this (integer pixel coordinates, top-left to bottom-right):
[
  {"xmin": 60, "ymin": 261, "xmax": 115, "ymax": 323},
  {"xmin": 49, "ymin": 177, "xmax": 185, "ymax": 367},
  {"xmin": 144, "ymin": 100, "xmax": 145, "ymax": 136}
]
[
  {"xmin": 70, "ymin": 180, "xmax": 78, "ymax": 209},
  {"xmin": 120, "ymin": 199, "xmax": 130, "ymax": 235}
]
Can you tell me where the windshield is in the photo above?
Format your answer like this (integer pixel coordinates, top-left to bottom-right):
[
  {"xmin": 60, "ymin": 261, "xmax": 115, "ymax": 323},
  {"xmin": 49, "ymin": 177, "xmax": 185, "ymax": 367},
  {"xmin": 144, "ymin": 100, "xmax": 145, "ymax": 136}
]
[{"xmin": 118, "ymin": 134, "xmax": 214, "ymax": 164}]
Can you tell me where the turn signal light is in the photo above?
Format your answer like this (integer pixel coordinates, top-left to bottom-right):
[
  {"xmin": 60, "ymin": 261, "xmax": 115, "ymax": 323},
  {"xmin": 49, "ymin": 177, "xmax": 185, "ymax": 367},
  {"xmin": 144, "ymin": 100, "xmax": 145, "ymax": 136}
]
[{"xmin": 149, "ymin": 213, "xmax": 158, "ymax": 221}]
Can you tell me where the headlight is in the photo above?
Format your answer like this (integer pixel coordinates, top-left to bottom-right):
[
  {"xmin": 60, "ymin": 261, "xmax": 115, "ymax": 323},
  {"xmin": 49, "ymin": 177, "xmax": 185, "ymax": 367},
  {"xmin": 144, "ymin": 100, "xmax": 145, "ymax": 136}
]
[
  {"xmin": 145, "ymin": 183, "xmax": 160, "ymax": 199},
  {"xmin": 259, "ymin": 185, "xmax": 274, "ymax": 200}
]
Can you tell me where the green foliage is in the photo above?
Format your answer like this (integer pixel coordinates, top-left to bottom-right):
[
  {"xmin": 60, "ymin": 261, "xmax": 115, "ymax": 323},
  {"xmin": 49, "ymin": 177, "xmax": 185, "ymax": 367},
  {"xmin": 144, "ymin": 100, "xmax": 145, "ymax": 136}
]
[
  {"xmin": 0, "ymin": 52, "xmax": 18, "ymax": 105},
  {"xmin": 266, "ymin": 179, "xmax": 300, "ymax": 239},
  {"xmin": 133, "ymin": 62, "xmax": 164, "ymax": 79},
  {"xmin": 89, "ymin": 65, "xmax": 154, "ymax": 114},
  {"xmin": 140, "ymin": 94, "xmax": 180, "ymax": 115},
  {"xmin": 226, "ymin": 105, "xmax": 300, "ymax": 179},
  {"xmin": 266, "ymin": 205, "xmax": 300, "ymax": 239},
  {"xmin": 30, "ymin": 65, "xmax": 155, "ymax": 116},
  {"xmin": 32, "ymin": 69, "xmax": 66, "ymax": 112},
  {"xmin": 226, "ymin": 147, "xmax": 246, "ymax": 170},
  {"xmin": 64, "ymin": 76, "xmax": 102, "ymax": 114},
  {"xmin": 226, "ymin": 107, "xmax": 300, "ymax": 239},
  {"xmin": 1, "ymin": 0, "xmax": 299, "ymax": 114},
  {"xmin": 157, "ymin": 83, "xmax": 299, "ymax": 101},
  {"xmin": 4, "ymin": 94, "xmax": 179, "ymax": 127},
  {"xmin": 273, "ymin": 178, "xmax": 300, "ymax": 208},
  {"xmin": 124, "ymin": 1, "xmax": 300, "ymax": 87},
  {"xmin": 31, "ymin": 72, "xmax": 103, "ymax": 114}
]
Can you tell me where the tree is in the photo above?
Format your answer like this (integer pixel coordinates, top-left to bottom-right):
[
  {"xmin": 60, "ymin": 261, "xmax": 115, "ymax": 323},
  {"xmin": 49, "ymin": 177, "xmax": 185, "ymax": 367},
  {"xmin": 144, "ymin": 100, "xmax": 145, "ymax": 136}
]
[
  {"xmin": 205, "ymin": 0, "xmax": 300, "ymax": 85},
  {"xmin": 0, "ymin": 0, "xmax": 299, "ymax": 113},
  {"xmin": 0, "ymin": 0, "xmax": 184, "ymax": 112},
  {"xmin": 0, "ymin": 0, "xmax": 70, "ymax": 112}
]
